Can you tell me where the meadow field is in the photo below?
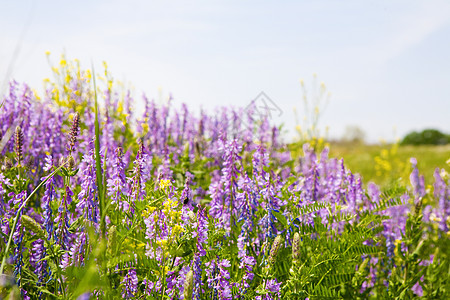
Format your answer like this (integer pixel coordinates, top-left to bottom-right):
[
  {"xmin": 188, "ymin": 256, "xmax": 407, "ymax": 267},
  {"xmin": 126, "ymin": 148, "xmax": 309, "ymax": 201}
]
[
  {"xmin": 328, "ymin": 143, "xmax": 450, "ymax": 187},
  {"xmin": 0, "ymin": 59, "xmax": 449, "ymax": 299}
]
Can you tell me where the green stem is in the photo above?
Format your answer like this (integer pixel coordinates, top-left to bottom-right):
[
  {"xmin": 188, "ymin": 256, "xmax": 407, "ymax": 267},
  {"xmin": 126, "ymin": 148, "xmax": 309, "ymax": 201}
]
[
  {"xmin": 160, "ymin": 254, "xmax": 166, "ymax": 300},
  {"xmin": 44, "ymin": 239, "xmax": 66, "ymax": 298},
  {"xmin": 91, "ymin": 63, "xmax": 105, "ymax": 237}
]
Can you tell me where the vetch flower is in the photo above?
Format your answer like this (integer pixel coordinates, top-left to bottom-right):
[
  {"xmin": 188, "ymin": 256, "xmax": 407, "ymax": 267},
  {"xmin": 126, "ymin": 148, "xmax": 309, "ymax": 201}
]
[
  {"xmin": 121, "ymin": 269, "xmax": 138, "ymax": 298},
  {"xmin": 76, "ymin": 139, "xmax": 99, "ymax": 222},
  {"xmin": 107, "ymin": 147, "xmax": 129, "ymax": 211},
  {"xmin": 55, "ymin": 186, "xmax": 72, "ymax": 249},
  {"xmin": 41, "ymin": 174, "xmax": 56, "ymax": 239}
]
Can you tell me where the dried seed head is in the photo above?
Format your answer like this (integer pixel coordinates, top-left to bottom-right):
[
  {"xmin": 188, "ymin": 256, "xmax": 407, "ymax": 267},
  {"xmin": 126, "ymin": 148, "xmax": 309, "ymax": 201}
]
[
  {"xmin": 155, "ymin": 173, "xmax": 163, "ymax": 189},
  {"xmin": 195, "ymin": 141, "xmax": 201, "ymax": 155},
  {"xmin": 292, "ymin": 232, "xmax": 300, "ymax": 262},
  {"xmin": 269, "ymin": 235, "xmax": 283, "ymax": 265},
  {"xmin": 67, "ymin": 112, "xmax": 80, "ymax": 154},
  {"xmin": 198, "ymin": 118, "xmax": 204, "ymax": 136},
  {"xmin": 14, "ymin": 126, "xmax": 24, "ymax": 165},
  {"xmin": 183, "ymin": 270, "xmax": 194, "ymax": 299},
  {"xmin": 115, "ymin": 147, "xmax": 123, "ymax": 158},
  {"xmin": 25, "ymin": 158, "xmax": 34, "ymax": 171},
  {"xmin": 2, "ymin": 157, "xmax": 12, "ymax": 171},
  {"xmin": 414, "ymin": 198, "xmax": 422, "ymax": 216},
  {"xmin": 137, "ymin": 138, "xmax": 144, "ymax": 158}
]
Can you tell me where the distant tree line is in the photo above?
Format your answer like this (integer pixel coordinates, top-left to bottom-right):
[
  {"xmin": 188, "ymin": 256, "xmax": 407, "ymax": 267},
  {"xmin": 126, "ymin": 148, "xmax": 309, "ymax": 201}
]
[{"xmin": 401, "ymin": 129, "xmax": 450, "ymax": 145}]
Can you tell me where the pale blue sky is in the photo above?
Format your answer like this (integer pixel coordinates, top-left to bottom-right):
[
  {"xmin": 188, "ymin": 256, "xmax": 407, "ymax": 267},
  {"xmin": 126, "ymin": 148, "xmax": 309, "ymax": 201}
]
[{"xmin": 1, "ymin": 0, "xmax": 450, "ymax": 142}]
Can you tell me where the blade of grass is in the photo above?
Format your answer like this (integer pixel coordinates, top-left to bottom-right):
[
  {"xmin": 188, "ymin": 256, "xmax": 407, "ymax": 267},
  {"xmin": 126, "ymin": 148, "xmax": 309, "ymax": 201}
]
[
  {"xmin": 0, "ymin": 162, "xmax": 68, "ymax": 275},
  {"xmin": 91, "ymin": 63, "xmax": 106, "ymax": 237}
]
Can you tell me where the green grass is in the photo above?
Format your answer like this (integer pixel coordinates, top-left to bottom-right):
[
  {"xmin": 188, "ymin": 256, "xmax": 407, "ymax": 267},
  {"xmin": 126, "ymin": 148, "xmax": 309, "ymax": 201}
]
[{"xmin": 328, "ymin": 142, "xmax": 450, "ymax": 187}]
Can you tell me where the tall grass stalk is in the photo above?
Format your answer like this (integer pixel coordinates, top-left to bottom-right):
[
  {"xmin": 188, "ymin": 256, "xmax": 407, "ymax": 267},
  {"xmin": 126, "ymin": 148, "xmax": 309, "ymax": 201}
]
[{"xmin": 91, "ymin": 63, "xmax": 106, "ymax": 237}]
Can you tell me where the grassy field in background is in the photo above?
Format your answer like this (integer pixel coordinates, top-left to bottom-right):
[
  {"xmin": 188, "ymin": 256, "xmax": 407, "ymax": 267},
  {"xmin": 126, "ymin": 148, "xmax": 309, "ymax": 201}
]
[{"xmin": 327, "ymin": 142, "xmax": 450, "ymax": 187}]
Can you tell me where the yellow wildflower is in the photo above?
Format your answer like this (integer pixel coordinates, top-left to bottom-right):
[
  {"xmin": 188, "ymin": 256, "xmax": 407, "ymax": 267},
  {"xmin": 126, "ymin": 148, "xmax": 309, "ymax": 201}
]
[{"xmin": 160, "ymin": 179, "xmax": 171, "ymax": 190}]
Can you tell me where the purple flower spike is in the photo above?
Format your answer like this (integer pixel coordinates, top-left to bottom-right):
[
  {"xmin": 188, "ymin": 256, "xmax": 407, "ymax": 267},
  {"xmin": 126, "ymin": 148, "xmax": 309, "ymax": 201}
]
[
  {"xmin": 41, "ymin": 174, "xmax": 56, "ymax": 239},
  {"xmin": 121, "ymin": 269, "xmax": 138, "ymax": 298},
  {"xmin": 107, "ymin": 147, "xmax": 130, "ymax": 211}
]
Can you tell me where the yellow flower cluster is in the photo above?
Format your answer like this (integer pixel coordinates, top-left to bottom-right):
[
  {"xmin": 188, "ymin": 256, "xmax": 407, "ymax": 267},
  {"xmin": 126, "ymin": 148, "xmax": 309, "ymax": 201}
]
[
  {"xmin": 160, "ymin": 179, "xmax": 171, "ymax": 190},
  {"xmin": 172, "ymin": 224, "xmax": 184, "ymax": 237},
  {"xmin": 163, "ymin": 198, "xmax": 181, "ymax": 223},
  {"xmin": 374, "ymin": 142, "xmax": 408, "ymax": 183},
  {"xmin": 156, "ymin": 239, "xmax": 168, "ymax": 248},
  {"xmin": 141, "ymin": 205, "xmax": 156, "ymax": 218},
  {"xmin": 154, "ymin": 265, "xmax": 169, "ymax": 277},
  {"xmin": 116, "ymin": 101, "xmax": 130, "ymax": 126},
  {"xmin": 44, "ymin": 53, "xmax": 93, "ymax": 109}
]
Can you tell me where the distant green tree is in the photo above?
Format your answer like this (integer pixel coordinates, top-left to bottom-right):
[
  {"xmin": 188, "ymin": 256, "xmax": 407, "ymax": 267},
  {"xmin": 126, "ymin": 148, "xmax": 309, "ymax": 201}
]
[{"xmin": 401, "ymin": 129, "xmax": 450, "ymax": 145}]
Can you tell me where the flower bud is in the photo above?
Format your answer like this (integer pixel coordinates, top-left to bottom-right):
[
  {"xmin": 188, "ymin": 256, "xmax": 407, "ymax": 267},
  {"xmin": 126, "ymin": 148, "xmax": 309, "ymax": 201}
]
[
  {"xmin": 107, "ymin": 225, "xmax": 117, "ymax": 257},
  {"xmin": 183, "ymin": 270, "xmax": 193, "ymax": 299},
  {"xmin": 292, "ymin": 232, "xmax": 300, "ymax": 263},
  {"xmin": 269, "ymin": 235, "xmax": 283, "ymax": 265},
  {"xmin": 356, "ymin": 258, "xmax": 369, "ymax": 278}
]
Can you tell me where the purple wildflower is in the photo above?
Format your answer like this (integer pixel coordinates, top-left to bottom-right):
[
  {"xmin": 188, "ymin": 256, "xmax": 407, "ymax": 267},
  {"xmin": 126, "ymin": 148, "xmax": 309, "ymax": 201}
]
[
  {"xmin": 11, "ymin": 191, "xmax": 27, "ymax": 286},
  {"xmin": 76, "ymin": 140, "xmax": 99, "ymax": 223},
  {"xmin": 433, "ymin": 168, "xmax": 449, "ymax": 232},
  {"xmin": 41, "ymin": 174, "xmax": 56, "ymax": 239},
  {"xmin": 176, "ymin": 265, "xmax": 190, "ymax": 299},
  {"xmin": 61, "ymin": 232, "xmax": 87, "ymax": 268},
  {"xmin": 129, "ymin": 140, "xmax": 151, "ymax": 208},
  {"xmin": 30, "ymin": 238, "xmax": 47, "ymax": 283},
  {"xmin": 121, "ymin": 269, "xmax": 138, "ymax": 298},
  {"xmin": 107, "ymin": 147, "xmax": 130, "ymax": 211},
  {"xmin": 209, "ymin": 139, "xmax": 242, "ymax": 230},
  {"xmin": 180, "ymin": 172, "xmax": 194, "ymax": 207},
  {"xmin": 410, "ymin": 158, "xmax": 426, "ymax": 201},
  {"xmin": 196, "ymin": 207, "xmax": 208, "ymax": 257},
  {"xmin": 206, "ymin": 259, "xmax": 232, "ymax": 300},
  {"xmin": 55, "ymin": 186, "xmax": 72, "ymax": 249},
  {"xmin": 191, "ymin": 254, "xmax": 203, "ymax": 299},
  {"xmin": 266, "ymin": 278, "xmax": 281, "ymax": 293}
]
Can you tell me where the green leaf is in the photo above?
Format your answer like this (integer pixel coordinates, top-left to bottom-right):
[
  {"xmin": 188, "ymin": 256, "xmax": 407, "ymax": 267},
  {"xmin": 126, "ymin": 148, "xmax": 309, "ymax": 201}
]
[{"xmin": 272, "ymin": 211, "xmax": 288, "ymax": 229}]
